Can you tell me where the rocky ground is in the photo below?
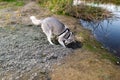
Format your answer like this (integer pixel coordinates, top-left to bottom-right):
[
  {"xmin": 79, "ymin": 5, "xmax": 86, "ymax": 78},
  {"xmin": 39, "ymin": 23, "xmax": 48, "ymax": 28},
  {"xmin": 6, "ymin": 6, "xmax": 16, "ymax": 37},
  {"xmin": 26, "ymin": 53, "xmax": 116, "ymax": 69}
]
[{"xmin": 0, "ymin": 1, "xmax": 120, "ymax": 80}]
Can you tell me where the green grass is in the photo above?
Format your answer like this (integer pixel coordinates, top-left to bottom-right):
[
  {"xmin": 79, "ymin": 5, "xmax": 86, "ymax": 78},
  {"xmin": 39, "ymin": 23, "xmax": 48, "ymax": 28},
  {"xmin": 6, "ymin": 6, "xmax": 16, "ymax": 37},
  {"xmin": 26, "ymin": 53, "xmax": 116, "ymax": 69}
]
[
  {"xmin": 0, "ymin": 0, "xmax": 25, "ymax": 6},
  {"xmin": 39, "ymin": 0, "xmax": 73, "ymax": 15},
  {"xmin": 14, "ymin": 1, "xmax": 24, "ymax": 6},
  {"xmin": 101, "ymin": 53, "xmax": 120, "ymax": 63},
  {"xmin": 83, "ymin": 37, "xmax": 120, "ymax": 64},
  {"xmin": 0, "ymin": 0, "xmax": 16, "ymax": 2}
]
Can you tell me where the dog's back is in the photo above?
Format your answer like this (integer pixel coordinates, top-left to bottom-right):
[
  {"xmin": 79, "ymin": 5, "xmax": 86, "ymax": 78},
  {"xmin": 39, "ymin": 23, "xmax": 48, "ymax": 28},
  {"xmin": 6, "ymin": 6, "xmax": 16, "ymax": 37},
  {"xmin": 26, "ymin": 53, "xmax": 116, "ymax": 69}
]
[{"xmin": 42, "ymin": 17, "xmax": 66, "ymax": 35}]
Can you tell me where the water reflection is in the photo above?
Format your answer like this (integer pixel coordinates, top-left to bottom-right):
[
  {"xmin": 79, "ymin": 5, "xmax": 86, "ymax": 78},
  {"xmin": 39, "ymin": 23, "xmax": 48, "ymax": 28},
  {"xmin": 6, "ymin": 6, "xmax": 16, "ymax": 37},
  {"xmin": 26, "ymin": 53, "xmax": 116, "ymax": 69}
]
[
  {"xmin": 80, "ymin": 18, "xmax": 120, "ymax": 57},
  {"xmin": 76, "ymin": 0, "xmax": 120, "ymax": 57}
]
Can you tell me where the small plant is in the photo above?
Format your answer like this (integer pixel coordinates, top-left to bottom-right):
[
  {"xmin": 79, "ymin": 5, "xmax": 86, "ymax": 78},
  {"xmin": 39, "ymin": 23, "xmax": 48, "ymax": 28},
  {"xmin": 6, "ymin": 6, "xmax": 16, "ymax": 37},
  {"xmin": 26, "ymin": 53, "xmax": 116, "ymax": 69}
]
[{"xmin": 15, "ymin": 1, "xmax": 24, "ymax": 6}]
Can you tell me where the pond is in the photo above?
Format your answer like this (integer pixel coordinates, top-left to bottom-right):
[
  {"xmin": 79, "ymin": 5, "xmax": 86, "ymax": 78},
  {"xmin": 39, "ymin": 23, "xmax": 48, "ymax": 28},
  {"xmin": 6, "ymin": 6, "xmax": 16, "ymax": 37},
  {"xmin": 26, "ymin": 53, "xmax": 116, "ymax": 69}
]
[{"xmin": 76, "ymin": 1, "xmax": 120, "ymax": 57}]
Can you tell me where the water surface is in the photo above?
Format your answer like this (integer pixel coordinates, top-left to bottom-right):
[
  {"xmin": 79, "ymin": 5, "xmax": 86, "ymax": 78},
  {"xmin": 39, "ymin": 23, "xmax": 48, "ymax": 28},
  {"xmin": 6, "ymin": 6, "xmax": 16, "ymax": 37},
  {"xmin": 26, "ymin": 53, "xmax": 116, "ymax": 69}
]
[{"xmin": 79, "ymin": 2, "xmax": 120, "ymax": 57}]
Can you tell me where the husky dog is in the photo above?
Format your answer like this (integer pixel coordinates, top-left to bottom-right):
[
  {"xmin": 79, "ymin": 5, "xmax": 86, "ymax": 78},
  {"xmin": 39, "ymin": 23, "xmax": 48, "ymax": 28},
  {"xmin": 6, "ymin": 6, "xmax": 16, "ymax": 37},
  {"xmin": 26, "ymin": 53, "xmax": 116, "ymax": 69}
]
[{"xmin": 30, "ymin": 16, "xmax": 75, "ymax": 47}]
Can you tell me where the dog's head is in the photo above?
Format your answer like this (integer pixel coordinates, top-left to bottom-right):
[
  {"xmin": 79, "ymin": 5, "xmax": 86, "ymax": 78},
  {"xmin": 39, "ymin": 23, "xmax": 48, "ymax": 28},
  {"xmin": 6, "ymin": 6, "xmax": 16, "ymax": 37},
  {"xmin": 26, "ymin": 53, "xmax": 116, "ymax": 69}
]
[{"xmin": 64, "ymin": 32, "xmax": 75, "ymax": 45}]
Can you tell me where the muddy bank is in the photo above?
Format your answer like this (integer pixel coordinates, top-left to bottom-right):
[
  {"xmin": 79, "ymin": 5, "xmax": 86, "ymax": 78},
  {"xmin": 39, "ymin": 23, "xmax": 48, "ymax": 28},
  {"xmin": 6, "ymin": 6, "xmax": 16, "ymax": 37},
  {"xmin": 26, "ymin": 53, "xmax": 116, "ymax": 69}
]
[{"xmin": 51, "ymin": 49, "xmax": 120, "ymax": 80}]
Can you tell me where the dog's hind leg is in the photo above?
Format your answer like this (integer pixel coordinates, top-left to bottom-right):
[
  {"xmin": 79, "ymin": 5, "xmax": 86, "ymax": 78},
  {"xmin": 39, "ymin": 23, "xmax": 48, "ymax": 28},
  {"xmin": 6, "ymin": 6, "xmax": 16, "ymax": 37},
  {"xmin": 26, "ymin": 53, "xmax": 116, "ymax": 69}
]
[
  {"xmin": 41, "ymin": 23, "xmax": 54, "ymax": 45},
  {"xmin": 47, "ymin": 30, "xmax": 54, "ymax": 45}
]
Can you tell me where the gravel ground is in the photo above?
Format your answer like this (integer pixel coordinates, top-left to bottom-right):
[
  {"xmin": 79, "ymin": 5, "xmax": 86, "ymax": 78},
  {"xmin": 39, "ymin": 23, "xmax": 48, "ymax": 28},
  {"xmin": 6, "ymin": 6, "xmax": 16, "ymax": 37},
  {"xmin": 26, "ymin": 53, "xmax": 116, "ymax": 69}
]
[{"xmin": 0, "ymin": 25, "xmax": 73, "ymax": 79}]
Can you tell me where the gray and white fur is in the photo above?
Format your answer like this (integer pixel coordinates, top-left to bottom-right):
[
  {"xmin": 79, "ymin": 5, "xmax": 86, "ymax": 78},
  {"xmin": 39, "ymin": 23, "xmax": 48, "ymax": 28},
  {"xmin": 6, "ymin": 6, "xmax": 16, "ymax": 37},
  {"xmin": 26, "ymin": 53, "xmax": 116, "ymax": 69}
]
[{"xmin": 30, "ymin": 16, "xmax": 75, "ymax": 47}]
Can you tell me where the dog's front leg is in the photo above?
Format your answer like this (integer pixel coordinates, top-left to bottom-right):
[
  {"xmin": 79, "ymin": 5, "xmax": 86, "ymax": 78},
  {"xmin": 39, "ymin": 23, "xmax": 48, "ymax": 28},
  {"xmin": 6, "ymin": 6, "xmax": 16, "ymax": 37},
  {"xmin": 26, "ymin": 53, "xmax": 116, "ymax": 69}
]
[{"xmin": 58, "ymin": 37, "xmax": 66, "ymax": 47}]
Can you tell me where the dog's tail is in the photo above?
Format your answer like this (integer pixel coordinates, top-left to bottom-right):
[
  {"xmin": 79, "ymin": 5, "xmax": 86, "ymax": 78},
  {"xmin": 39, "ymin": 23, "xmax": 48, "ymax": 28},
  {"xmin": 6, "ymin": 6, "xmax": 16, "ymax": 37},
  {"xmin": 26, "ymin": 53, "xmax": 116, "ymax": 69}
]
[{"xmin": 30, "ymin": 16, "xmax": 42, "ymax": 26}]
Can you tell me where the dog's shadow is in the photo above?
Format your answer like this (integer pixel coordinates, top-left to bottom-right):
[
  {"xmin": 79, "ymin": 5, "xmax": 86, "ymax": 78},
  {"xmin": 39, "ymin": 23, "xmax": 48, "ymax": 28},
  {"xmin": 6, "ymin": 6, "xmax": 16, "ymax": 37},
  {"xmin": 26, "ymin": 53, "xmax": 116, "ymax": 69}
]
[{"xmin": 66, "ymin": 41, "xmax": 82, "ymax": 49}]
